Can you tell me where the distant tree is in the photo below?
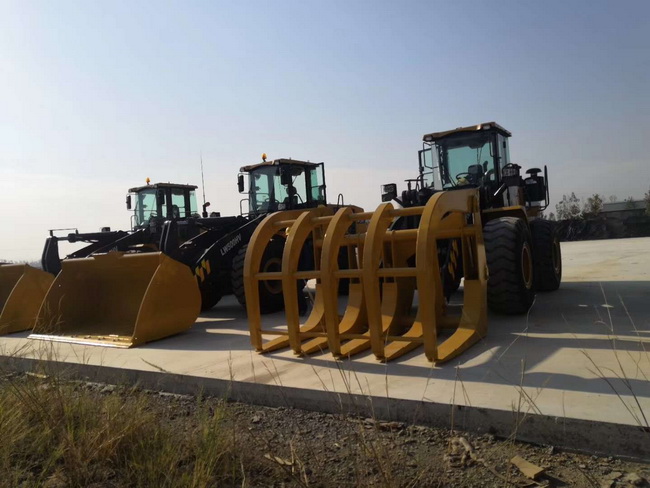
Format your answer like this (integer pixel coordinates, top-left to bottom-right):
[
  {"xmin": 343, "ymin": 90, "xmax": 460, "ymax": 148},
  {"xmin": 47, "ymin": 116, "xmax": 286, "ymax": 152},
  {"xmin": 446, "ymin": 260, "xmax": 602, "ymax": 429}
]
[
  {"xmin": 645, "ymin": 188, "xmax": 650, "ymax": 216},
  {"xmin": 624, "ymin": 197, "xmax": 637, "ymax": 210},
  {"xmin": 555, "ymin": 193, "xmax": 582, "ymax": 220},
  {"xmin": 548, "ymin": 212, "xmax": 557, "ymax": 221},
  {"xmin": 608, "ymin": 195, "xmax": 618, "ymax": 203},
  {"xmin": 583, "ymin": 193, "xmax": 603, "ymax": 216}
]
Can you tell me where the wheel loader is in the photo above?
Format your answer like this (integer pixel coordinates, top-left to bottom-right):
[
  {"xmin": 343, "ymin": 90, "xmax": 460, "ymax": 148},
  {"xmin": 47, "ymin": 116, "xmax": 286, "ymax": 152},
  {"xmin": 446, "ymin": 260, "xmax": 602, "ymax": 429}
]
[
  {"xmin": 382, "ymin": 121, "xmax": 562, "ymax": 313},
  {"xmin": 40, "ymin": 182, "xmax": 235, "ymax": 277},
  {"xmin": 27, "ymin": 157, "xmax": 333, "ymax": 347},
  {"xmin": 243, "ymin": 122, "xmax": 561, "ymax": 364},
  {"xmin": 0, "ymin": 182, "xmax": 211, "ymax": 338}
]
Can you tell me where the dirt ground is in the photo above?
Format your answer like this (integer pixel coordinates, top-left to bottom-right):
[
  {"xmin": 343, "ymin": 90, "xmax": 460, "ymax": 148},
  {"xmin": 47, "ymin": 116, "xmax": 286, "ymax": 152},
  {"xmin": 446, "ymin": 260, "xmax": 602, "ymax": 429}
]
[
  {"xmin": 2, "ymin": 372, "xmax": 649, "ymax": 487},
  {"xmin": 90, "ymin": 381, "xmax": 650, "ymax": 488}
]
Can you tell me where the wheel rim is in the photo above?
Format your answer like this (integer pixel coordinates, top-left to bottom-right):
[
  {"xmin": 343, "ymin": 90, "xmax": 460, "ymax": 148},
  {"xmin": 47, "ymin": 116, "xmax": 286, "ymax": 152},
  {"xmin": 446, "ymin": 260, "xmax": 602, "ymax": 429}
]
[
  {"xmin": 521, "ymin": 243, "xmax": 533, "ymax": 289},
  {"xmin": 552, "ymin": 239, "xmax": 561, "ymax": 275},
  {"xmin": 262, "ymin": 257, "xmax": 283, "ymax": 294}
]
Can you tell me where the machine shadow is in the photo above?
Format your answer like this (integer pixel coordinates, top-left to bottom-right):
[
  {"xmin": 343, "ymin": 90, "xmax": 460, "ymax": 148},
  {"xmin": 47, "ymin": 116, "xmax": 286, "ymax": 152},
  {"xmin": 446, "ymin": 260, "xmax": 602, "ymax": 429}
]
[
  {"xmin": 262, "ymin": 280, "xmax": 650, "ymax": 399},
  {"xmin": 136, "ymin": 280, "xmax": 649, "ymax": 399}
]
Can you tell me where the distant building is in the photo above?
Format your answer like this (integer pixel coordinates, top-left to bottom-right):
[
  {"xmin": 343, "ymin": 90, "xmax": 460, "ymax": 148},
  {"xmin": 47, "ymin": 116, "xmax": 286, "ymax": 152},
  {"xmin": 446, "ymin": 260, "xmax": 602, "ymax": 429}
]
[
  {"xmin": 601, "ymin": 200, "xmax": 645, "ymax": 214},
  {"xmin": 600, "ymin": 200, "xmax": 649, "ymax": 238},
  {"xmin": 558, "ymin": 199, "xmax": 649, "ymax": 241}
]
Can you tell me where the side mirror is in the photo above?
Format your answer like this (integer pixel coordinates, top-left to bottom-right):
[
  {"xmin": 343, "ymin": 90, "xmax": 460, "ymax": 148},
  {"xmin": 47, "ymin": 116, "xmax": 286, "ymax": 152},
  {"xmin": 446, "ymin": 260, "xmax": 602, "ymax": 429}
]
[
  {"xmin": 381, "ymin": 183, "xmax": 398, "ymax": 202},
  {"xmin": 202, "ymin": 201, "xmax": 211, "ymax": 218},
  {"xmin": 280, "ymin": 167, "xmax": 292, "ymax": 186},
  {"xmin": 126, "ymin": 195, "xmax": 132, "ymax": 210},
  {"xmin": 237, "ymin": 174, "xmax": 245, "ymax": 193}
]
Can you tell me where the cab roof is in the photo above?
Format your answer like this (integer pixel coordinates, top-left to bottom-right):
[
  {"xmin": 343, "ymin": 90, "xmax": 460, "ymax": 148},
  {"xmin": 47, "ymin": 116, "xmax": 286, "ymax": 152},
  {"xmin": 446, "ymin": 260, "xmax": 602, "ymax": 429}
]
[
  {"xmin": 423, "ymin": 122, "xmax": 511, "ymax": 143},
  {"xmin": 240, "ymin": 158, "xmax": 320, "ymax": 173},
  {"xmin": 128, "ymin": 182, "xmax": 198, "ymax": 193}
]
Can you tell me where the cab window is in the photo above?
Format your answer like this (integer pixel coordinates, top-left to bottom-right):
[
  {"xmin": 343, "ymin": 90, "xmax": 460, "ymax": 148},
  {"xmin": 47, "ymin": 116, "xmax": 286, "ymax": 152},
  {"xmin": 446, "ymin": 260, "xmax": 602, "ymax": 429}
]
[
  {"xmin": 134, "ymin": 189, "xmax": 157, "ymax": 227},
  {"xmin": 437, "ymin": 133, "xmax": 496, "ymax": 188},
  {"xmin": 170, "ymin": 189, "xmax": 187, "ymax": 219}
]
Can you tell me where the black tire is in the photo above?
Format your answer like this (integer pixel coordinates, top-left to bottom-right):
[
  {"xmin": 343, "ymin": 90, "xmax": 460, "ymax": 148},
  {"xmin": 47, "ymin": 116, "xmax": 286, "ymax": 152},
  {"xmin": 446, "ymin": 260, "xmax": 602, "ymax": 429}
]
[
  {"xmin": 200, "ymin": 287, "xmax": 221, "ymax": 312},
  {"xmin": 484, "ymin": 217, "xmax": 535, "ymax": 314},
  {"xmin": 232, "ymin": 244, "xmax": 248, "ymax": 309},
  {"xmin": 231, "ymin": 240, "xmax": 286, "ymax": 314},
  {"xmin": 530, "ymin": 219, "xmax": 562, "ymax": 291},
  {"xmin": 337, "ymin": 247, "xmax": 351, "ymax": 296},
  {"xmin": 439, "ymin": 239, "xmax": 462, "ymax": 299}
]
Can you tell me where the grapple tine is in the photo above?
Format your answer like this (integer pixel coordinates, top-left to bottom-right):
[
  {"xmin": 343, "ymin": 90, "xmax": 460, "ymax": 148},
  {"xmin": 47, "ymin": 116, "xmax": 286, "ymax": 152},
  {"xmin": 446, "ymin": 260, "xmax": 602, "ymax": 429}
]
[
  {"xmin": 245, "ymin": 209, "xmax": 329, "ymax": 354},
  {"xmin": 281, "ymin": 207, "xmax": 333, "ymax": 354},
  {"xmin": 427, "ymin": 190, "xmax": 487, "ymax": 363},
  {"xmin": 245, "ymin": 206, "xmax": 371, "ymax": 356},
  {"xmin": 320, "ymin": 206, "xmax": 367, "ymax": 358}
]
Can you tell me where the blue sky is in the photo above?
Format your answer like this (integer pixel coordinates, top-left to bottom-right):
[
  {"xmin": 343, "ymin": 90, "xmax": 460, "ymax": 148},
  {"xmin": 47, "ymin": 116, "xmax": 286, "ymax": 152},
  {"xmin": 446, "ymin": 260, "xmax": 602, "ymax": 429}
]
[{"xmin": 1, "ymin": 0, "xmax": 649, "ymax": 260}]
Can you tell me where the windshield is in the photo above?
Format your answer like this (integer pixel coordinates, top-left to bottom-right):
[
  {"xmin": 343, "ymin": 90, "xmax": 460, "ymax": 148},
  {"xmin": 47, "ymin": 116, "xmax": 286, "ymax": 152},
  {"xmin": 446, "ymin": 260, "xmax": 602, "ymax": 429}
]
[
  {"xmin": 133, "ymin": 189, "xmax": 158, "ymax": 227},
  {"xmin": 249, "ymin": 166, "xmax": 292, "ymax": 213},
  {"xmin": 436, "ymin": 133, "xmax": 496, "ymax": 189}
]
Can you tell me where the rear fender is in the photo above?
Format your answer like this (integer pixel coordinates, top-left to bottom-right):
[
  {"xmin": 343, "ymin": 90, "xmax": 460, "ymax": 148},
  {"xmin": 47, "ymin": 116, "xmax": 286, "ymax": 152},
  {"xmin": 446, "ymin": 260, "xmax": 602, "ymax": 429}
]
[
  {"xmin": 188, "ymin": 216, "xmax": 264, "ymax": 296},
  {"xmin": 482, "ymin": 206, "xmax": 528, "ymax": 226}
]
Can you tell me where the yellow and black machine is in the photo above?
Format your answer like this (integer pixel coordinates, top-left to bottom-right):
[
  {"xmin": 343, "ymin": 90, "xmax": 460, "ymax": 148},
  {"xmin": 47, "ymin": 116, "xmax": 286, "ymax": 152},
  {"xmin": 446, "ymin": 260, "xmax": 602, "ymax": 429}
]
[
  {"xmin": 243, "ymin": 122, "xmax": 562, "ymax": 363},
  {"xmin": 22, "ymin": 158, "xmax": 336, "ymax": 347},
  {"xmin": 0, "ymin": 179, "xmax": 237, "ymax": 347},
  {"xmin": 27, "ymin": 182, "xmax": 211, "ymax": 347}
]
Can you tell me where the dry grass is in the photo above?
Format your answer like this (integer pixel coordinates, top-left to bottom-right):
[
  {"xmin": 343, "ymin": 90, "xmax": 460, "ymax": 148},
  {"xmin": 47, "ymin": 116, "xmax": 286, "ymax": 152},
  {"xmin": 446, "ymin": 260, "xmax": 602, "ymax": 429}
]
[{"xmin": 0, "ymin": 373, "xmax": 248, "ymax": 488}]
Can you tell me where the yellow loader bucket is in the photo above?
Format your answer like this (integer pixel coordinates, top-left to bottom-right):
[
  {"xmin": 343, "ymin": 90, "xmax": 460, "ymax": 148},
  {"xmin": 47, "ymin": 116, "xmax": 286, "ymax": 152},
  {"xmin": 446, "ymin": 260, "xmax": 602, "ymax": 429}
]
[
  {"xmin": 0, "ymin": 264, "xmax": 54, "ymax": 334},
  {"xmin": 245, "ymin": 188, "xmax": 487, "ymax": 364},
  {"xmin": 29, "ymin": 252, "xmax": 201, "ymax": 348}
]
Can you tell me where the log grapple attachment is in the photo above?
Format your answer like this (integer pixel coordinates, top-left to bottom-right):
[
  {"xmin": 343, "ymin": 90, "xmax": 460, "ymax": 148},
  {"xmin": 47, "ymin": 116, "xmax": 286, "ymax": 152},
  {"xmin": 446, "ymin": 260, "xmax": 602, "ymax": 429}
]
[{"xmin": 245, "ymin": 187, "xmax": 487, "ymax": 363}]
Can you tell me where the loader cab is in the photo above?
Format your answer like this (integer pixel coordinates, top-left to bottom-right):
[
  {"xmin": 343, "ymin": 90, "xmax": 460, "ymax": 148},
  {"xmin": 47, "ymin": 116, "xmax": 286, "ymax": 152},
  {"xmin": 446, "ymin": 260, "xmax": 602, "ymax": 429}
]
[
  {"xmin": 420, "ymin": 122, "xmax": 510, "ymax": 192},
  {"xmin": 419, "ymin": 122, "xmax": 549, "ymax": 211},
  {"xmin": 127, "ymin": 183, "xmax": 199, "ymax": 229},
  {"xmin": 238, "ymin": 159, "xmax": 327, "ymax": 217}
]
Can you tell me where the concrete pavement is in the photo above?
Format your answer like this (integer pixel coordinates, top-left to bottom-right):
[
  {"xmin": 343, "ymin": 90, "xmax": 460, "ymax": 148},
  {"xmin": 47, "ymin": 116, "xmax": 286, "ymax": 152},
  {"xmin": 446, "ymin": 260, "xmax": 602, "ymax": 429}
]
[{"xmin": 1, "ymin": 237, "xmax": 649, "ymax": 458}]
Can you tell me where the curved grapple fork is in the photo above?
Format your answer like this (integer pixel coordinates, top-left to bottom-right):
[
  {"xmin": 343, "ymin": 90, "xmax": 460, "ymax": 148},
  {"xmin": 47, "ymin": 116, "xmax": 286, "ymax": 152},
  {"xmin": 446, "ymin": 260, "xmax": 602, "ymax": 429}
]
[
  {"xmin": 317, "ymin": 206, "xmax": 369, "ymax": 357},
  {"xmin": 244, "ymin": 189, "xmax": 487, "ymax": 364},
  {"xmin": 244, "ymin": 208, "xmax": 329, "ymax": 354},
  {"xmin": 245, "ymin": 205, "xmax": 368, "ymax": 356},
  {"xmin": 360, "ymin": 188, "xmax": 487, "ymax": 363}
]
